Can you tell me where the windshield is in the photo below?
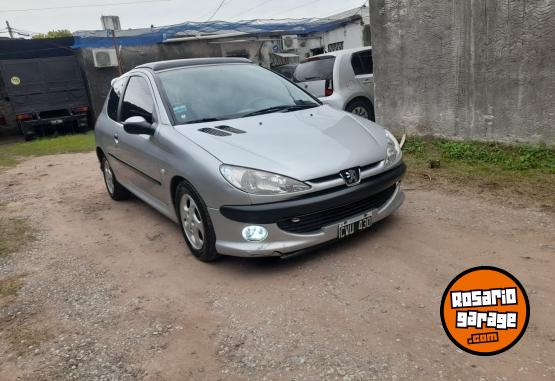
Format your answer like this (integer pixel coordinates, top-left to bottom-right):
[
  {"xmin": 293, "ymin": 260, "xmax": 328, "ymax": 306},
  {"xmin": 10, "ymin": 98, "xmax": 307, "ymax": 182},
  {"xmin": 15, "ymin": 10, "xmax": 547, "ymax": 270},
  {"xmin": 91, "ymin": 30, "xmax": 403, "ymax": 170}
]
[
  {"xmin": 293, "ymin": 56, "xmax": 335, "ymax": 82},
  {"xmin": 158, "ymin": 64, "xmax": 320, "ymax": 125}
]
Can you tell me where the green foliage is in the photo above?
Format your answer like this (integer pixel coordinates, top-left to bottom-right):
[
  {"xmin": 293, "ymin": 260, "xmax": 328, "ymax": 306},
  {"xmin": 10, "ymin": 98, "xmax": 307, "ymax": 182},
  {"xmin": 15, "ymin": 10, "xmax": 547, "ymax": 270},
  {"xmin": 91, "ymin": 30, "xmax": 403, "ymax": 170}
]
[
  {"xmin": 436, "ymin": 140, "xmax": 555, "ymax": 172},
  {"xmin": 0, "ymin": 217, "xmax": 33, "ymax": 258},
  {"xmin": 32, "ymin": 29, "xmax": 72, "ymax": 39},
  {"xmin": 0, "ymin": 132, "xmax": 95, "ymax": 169},
  {"xmin": 402, "ymin": 136, "xmax": 555, "ymax": 211},
  {"xmin": 402, "ymin": 139, "xmax": 427, "ymax": 156},
  {"xmin": 403, "ymin": 137, "xmax": 555, "ymax": 173}
]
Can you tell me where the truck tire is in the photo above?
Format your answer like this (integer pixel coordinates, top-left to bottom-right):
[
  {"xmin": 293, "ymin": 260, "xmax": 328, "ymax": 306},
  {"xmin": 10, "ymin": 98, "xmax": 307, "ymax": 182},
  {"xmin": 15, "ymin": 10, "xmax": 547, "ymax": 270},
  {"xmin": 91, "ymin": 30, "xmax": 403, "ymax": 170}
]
[{"xmin": 18, "ymin": 122, "xmax": 35, "ymax": 141}]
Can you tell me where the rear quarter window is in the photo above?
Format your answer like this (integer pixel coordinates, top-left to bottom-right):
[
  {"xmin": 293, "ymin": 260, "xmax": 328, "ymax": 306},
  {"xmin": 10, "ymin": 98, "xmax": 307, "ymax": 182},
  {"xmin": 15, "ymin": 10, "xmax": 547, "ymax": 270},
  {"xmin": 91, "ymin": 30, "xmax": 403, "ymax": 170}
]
[
  {"xmin": 293, "ymin": 56, "xmax": 335, "ymax": 82},
  {"xmin": 106, "ymin": 77, "xmax": 127, "ymax": 121},
  {"xmin": 351, "ymin": 50, "xmax": 373, "ymax": 75}
]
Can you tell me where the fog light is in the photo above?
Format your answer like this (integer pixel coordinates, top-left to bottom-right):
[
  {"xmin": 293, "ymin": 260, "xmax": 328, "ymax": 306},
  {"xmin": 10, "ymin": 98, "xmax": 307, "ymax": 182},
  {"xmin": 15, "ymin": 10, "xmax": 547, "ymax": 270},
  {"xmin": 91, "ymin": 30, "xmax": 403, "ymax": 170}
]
[{"xmin": 242, "ymin": 226, "xmax": 268, "ymax": 242}]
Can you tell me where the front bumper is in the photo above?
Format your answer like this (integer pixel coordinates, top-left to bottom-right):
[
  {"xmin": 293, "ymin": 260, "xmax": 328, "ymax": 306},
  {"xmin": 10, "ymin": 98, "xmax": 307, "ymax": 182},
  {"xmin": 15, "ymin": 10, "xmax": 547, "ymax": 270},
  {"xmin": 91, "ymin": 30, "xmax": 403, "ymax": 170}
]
[{"xmin": 209, "ymin": 163, "xmax": 406, "ymax": 257}]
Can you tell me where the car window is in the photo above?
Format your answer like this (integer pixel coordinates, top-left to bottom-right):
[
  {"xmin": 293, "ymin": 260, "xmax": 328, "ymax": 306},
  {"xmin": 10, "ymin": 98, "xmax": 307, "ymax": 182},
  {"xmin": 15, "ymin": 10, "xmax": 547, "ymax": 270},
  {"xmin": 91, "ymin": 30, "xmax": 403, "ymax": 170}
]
[
  {"xmin": 351, "ymin": 50, "xmax": 373, "ymax": 75},
  {"xmin": 120, "ymin": 76, "xmax": 154, "ymax": 124},
  {"xmin": 158, "ymin": 64, "xmax": 319, "ymax": 125},
  {"xmin": 106, "ymin": 77, "xmax": 127, "ymax": 121},
  {"xmin": 293, "ymin": 56, "xmax": 335, "ymax": 82}
]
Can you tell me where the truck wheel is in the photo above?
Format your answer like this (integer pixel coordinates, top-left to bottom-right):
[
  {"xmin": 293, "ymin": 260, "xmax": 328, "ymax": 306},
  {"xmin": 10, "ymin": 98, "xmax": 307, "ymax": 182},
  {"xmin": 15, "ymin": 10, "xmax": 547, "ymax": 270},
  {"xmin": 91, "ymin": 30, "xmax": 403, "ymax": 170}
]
[
  {"xmin": 76, "ymin": 117, "xmax": 89, "ymax": 133},
  {"xmin": 175, "ymin": 180, "xmax": 220, "ymax": 262},
  {"xmin": 101, "ymin": 156, "xmax": 131, "ymax": 201},
  {"xmin": 18, "ymin": 122, "xmax": 35, "ymax": 141}
]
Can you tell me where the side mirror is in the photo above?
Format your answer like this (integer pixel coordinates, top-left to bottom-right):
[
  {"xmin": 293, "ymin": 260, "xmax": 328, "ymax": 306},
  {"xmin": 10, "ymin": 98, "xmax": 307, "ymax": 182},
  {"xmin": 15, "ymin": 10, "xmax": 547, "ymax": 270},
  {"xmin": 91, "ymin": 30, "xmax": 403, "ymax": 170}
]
[{"xmin": 123, "ymin": 116, "xmax": 154, "ymax": 135}]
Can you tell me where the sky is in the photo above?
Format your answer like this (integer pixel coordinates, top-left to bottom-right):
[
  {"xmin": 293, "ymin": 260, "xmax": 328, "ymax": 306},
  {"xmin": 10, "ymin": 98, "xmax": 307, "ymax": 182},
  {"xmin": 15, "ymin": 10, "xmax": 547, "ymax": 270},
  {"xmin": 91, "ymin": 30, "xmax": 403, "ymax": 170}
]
[{"xmin": 0, "ymin": 0, "xmax": 367, "ymax": 36}]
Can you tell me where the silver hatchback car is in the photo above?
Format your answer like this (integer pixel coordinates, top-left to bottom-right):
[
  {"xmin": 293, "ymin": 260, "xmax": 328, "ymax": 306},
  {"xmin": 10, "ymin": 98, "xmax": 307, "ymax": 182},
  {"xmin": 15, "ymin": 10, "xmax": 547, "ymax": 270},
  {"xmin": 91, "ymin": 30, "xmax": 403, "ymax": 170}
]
[{"xmin": 95, "ymin": 58, "xmax": 405, "ymax": 262}]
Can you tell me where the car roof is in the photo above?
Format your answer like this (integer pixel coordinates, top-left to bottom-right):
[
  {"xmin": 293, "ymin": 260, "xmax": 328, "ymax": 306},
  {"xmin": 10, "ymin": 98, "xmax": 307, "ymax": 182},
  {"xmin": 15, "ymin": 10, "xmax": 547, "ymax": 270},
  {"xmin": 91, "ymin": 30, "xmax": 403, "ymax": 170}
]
[
  {"xmin": 136, "ymin": 57, "xmax": 252, "ymax": 71},
  {"xmin": 309, "ymin": 47, "xmax": 372, "ymax": 59},
  {"xmin": 274, "ymin": 63, "xmax": 298, "ymax": 68}
]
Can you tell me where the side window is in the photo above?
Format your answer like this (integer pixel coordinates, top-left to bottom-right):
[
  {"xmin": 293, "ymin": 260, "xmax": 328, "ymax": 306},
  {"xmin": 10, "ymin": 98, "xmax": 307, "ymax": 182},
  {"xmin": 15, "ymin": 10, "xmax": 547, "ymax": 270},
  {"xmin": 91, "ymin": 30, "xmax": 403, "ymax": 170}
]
[
  {"xmin": 120, "ymin": 76, "xmax": 154, "ymax": 124},
  {"xmin": 106, "ymin": 78, "xmax": 126, "ymax": 121},
  {"xmin": 351, "ymin": 50, "xmax": 373, "ymax": 75}
]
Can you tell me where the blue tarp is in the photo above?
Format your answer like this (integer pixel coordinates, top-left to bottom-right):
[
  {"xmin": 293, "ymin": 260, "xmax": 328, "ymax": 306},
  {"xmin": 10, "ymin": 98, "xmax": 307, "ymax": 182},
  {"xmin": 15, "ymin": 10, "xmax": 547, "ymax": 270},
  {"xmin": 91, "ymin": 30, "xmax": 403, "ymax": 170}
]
[{"xmin": 72, "ymin": 18, "xmax": 354, "ymax": 49}]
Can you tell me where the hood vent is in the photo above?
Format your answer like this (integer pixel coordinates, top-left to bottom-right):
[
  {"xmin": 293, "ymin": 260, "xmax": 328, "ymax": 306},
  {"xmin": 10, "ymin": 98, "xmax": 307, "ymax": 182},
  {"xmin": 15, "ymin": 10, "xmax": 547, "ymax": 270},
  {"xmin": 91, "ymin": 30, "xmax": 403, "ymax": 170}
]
[
  {"xmin": 215, "ymin": 125, "xmax": 246, "ymax": 134},
  {"xmin": 198, "ymin": 126, "xmax": 246, "ymax": 136},
  {"xmin": 198, "ymin": 127, "xmax": 232, "ymax": 137}
]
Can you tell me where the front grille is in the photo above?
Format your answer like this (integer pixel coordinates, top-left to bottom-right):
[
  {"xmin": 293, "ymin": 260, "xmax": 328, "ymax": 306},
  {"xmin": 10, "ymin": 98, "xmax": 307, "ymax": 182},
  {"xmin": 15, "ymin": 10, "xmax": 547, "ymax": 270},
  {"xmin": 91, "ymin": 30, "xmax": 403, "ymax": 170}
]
[
  {"xmin": 309, "ymin": 161, "xmax": 382, "ymax": 183},
  {"xmin": 277, "ymin": 185, "xmax": 396, "ymax": 234}
]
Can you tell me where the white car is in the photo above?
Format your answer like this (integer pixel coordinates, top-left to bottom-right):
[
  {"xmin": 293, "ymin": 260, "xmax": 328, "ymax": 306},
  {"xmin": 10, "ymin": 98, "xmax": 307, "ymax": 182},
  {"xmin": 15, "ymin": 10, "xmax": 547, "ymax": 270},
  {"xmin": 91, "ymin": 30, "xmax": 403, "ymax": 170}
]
[{"xmin": 293, "ymin": 47, "xmax": 375, "ymax": 120}]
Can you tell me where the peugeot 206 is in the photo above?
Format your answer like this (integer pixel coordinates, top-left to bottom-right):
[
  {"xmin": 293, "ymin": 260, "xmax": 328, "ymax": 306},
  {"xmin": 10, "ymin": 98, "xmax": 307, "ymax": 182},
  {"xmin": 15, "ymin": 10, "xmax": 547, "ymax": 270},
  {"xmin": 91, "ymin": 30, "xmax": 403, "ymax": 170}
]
[{"xmin": 95, "ymin": 58, "xmax": 405, "ymax": 262}]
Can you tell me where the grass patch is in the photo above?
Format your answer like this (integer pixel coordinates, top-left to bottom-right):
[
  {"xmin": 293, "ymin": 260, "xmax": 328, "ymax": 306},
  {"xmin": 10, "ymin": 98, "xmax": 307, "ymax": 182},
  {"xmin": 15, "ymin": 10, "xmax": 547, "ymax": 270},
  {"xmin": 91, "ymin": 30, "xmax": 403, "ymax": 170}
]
[
  {"xmin": 7, "ymin": 325, "xmax": 53, "ymax": 356},
  {"xmin": 0, "ymin": 217, "xmax": 34, "ymax": 258},
  {"xmin": 403, "ymin": 137, "xmax": 555, "ymax": 211},
  {"xmin": 0, "ymin": 132, "xmax": 95, "ymax": 169},
  {"xmin": 0, "ymin": 274, "xmax": 26, "ymax": 309}
]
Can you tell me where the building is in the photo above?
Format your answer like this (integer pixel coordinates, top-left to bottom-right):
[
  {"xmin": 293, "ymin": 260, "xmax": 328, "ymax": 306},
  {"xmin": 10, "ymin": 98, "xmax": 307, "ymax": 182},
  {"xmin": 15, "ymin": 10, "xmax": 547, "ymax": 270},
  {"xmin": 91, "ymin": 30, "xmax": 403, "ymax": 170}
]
[
  {"xmin": 297, "ymin": 5, "xmax": 371, "ymax": 58},
  {"xmin": 72, "ymin": 5, "xmax": 371, "ymax": 116}
]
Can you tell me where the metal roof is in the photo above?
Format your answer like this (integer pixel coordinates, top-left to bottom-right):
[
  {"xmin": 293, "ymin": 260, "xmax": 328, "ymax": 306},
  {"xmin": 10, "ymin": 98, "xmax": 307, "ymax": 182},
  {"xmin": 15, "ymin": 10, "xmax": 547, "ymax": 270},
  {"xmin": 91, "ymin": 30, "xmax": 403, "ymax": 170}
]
[{"xmin": 72, "ymin": 6, "xmax": 367, "ymax": 49}]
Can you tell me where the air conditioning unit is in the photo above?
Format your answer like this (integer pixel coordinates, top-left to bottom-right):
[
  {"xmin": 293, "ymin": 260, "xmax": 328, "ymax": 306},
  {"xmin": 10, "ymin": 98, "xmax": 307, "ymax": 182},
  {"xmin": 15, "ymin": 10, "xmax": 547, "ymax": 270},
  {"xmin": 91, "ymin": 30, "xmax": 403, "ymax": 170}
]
[
  {"xmin": 282, "ymin": 35, "xmax": 298, "ymax": 51},
  {"xmin": 92, "ymin": 49, "xmax": 118, "ymax": 68}
]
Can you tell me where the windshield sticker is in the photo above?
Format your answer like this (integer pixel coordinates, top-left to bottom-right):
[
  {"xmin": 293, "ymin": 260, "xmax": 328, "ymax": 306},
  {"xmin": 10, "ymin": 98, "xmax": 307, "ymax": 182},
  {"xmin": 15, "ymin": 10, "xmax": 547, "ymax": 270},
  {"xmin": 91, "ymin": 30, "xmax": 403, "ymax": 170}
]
[{"xmin": 173, "ymin": 105, "xmax": 187, "ymax": 113}]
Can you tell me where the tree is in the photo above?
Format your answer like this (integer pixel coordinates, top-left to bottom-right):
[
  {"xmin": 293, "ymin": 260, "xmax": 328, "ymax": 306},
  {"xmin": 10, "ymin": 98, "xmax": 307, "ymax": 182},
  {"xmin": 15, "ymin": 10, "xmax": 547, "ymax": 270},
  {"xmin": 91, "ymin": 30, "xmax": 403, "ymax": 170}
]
[{"xmin": 32, "ymin": 29, "xmax": 72, "ymax": 39}]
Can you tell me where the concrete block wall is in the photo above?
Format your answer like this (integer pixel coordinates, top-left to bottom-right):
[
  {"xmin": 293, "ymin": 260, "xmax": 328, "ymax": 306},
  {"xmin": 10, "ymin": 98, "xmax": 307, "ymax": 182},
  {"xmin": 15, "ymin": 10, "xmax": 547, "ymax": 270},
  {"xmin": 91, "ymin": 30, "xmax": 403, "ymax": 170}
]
[{"xmin": 369, "ymin": 0, "xmax": 555, "ymax": 144}]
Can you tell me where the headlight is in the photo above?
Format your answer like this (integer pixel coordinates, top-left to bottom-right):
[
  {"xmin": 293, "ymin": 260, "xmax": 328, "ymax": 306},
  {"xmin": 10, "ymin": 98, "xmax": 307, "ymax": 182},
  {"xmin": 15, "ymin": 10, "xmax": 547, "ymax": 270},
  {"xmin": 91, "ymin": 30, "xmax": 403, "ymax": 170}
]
[
  {"xmin": 384, "ymin": 130, "xmax": 402, "ymax": 168},
  {"xmin": 220, "ymin": 165, "xmax": 310, "ymax": 195}
]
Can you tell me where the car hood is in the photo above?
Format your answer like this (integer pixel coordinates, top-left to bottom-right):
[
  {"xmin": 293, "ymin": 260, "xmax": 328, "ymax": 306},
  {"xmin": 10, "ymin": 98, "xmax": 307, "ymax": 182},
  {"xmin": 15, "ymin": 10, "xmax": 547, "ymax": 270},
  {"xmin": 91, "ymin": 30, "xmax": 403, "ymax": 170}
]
[{"xmin": 174, "ymin": 105, "xmax": 388, "ymax": 181}]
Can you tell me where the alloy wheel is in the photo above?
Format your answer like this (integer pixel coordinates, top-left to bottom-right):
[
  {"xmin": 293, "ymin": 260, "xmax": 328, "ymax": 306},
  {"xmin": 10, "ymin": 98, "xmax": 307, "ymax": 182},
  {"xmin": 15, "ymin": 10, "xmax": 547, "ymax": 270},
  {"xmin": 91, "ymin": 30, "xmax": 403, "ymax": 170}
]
[
  {"xmin": 179, "ymin": 194, "xmax": 205, "ymax": 250},
  {"xmin": 103, "ymin": 158, "xmax": 115, "ymax": 195},
  {"xmin": 351, "ymin": 106, "xmax": 369, "ymax": 119}
]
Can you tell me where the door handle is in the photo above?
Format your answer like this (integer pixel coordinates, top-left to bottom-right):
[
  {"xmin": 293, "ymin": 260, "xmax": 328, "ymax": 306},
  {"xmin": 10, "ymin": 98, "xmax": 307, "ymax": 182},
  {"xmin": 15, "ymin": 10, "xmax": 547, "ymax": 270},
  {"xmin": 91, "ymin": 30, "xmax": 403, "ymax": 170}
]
[{"xmin": 114, "ymin": 133, "xmax": 119, "ymax": 144}]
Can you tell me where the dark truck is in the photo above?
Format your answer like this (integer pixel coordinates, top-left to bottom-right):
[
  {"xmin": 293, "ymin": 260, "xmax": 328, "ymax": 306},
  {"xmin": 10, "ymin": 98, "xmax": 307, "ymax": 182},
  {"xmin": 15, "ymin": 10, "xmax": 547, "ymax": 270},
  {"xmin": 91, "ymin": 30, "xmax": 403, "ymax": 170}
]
[{"xmin": 0, "ymin": 56, "xmax": 90, "ymax": 140}]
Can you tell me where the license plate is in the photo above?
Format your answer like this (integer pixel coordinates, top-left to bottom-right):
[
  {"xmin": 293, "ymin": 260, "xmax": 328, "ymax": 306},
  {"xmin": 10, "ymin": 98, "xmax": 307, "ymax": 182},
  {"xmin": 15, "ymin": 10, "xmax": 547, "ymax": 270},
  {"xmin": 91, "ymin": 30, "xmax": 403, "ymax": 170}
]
[
  {"xmin": 337, "ymin": 211, "xmax": 374, "ymax": 239},
  {"xmin": 50, "ymin": 119, "xmax": 63, "ymax": 125}
]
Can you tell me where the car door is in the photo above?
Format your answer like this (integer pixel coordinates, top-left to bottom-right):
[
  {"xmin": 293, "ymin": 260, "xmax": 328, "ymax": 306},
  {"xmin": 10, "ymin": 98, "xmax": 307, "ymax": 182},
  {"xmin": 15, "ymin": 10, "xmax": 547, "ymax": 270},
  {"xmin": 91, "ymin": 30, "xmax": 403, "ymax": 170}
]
[
  {"xmin": 351, "ymin": 50, "xmax": 374, "ymax": 100},
  {"xmin": 116, "ymin": 75, "xmax": 167, "ymax": 203},
  {"xmin": 103, "ymin": 76, "xmax": 132, "ymax": 185}
]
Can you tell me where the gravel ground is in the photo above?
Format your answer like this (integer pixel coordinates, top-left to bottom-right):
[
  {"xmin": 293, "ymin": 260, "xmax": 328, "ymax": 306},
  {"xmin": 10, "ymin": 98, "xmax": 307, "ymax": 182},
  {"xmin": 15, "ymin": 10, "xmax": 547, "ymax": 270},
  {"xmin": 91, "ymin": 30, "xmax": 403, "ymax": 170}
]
[{"xmin": 0, "ymin": 152, "xmax": 554, "ymax": 380}]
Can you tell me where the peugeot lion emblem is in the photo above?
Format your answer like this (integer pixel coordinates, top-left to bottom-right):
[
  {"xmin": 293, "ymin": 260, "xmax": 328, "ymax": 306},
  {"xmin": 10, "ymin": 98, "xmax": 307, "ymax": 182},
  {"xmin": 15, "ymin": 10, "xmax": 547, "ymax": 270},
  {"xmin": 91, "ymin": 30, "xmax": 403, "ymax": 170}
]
[{"xmin": 340, "ymin": 168, "xmax": 361, "ymax": 186}]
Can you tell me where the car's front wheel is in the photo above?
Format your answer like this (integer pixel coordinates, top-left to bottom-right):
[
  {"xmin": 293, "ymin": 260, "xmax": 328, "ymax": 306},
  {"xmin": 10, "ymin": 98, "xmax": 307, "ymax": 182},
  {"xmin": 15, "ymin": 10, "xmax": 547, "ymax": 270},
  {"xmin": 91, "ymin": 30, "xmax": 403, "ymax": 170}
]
[{"xmin": 175, "ymin": 180, "xmax": 219, "ymax": 262}]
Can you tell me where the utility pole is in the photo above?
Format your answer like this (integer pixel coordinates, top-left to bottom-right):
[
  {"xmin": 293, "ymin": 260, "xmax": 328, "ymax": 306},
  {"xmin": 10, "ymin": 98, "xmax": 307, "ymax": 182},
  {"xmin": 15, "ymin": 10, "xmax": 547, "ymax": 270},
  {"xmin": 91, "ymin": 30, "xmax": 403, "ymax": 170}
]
[
  {"xmin": 5, "ymin": 21, "xmax": 14, "ymax": 39},
  {"xmin": 110, "ymin": 29, "xmax": 123, "ymax": 75}
]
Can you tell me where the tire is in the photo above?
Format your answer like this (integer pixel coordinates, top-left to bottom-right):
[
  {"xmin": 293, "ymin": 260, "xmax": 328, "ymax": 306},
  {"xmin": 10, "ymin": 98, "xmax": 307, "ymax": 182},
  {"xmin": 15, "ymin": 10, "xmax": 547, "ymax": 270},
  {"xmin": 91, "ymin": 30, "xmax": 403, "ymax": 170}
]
[
  {"xmin": 175, "ymin": 180, "xmax": 219, "ymax": 262},
  {"xmin": 101, "ymin": 156, "xmax": 131, "ymax": 201},
  {"xmin": 346, "ymin": 99, "xmax": 375, "ymax": 122},
  {"xmin": 19, "ymin": 122, "xmax": 35, "ymax": 141}
]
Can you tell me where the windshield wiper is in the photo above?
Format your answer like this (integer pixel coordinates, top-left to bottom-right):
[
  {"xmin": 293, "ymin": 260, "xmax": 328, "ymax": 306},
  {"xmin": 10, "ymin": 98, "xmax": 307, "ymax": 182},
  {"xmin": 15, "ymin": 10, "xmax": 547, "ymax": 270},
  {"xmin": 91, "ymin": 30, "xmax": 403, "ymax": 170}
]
[
  {"xmin": 242, "ymin": 104, "xmax": 317, "ymax": 118},
  {"xmin": 184, "ymin": 117, "xmax": 225, "ymax": 125}
]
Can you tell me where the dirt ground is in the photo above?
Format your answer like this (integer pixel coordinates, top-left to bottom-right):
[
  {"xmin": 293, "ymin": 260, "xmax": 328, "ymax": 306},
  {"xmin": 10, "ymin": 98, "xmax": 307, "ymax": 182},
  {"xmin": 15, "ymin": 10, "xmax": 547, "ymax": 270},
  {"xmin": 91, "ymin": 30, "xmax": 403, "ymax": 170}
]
[{"xmin": 0, "ymin": 152, "xmax": 553, "ymax": 381}]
